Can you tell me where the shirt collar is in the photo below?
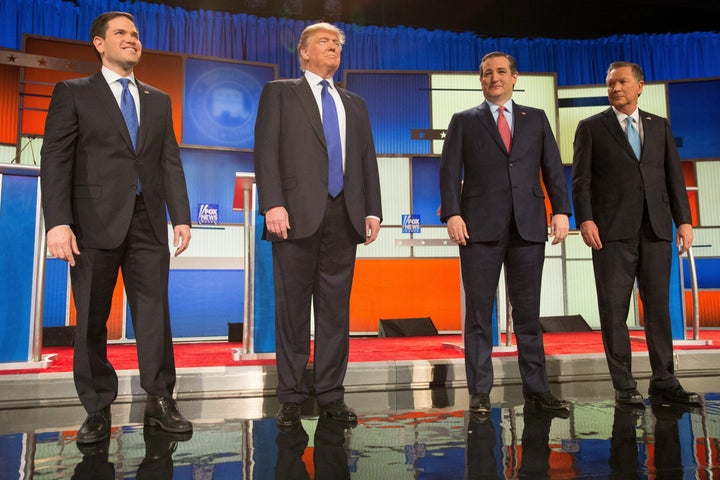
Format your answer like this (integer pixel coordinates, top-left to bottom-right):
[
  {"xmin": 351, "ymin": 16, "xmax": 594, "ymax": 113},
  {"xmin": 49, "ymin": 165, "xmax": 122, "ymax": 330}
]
[
  {"xmin": 101, "ymin": 66, "xmax": 136, "ymax": 87},
  {"xmin": 486, "ymin": 99, "xmax": 513, "ymax": 115},
  {"xmin": 305, "ymin": 70, "xmax": 334, "ymax": 89},
  {"xmin": 612, "ymin": 106, "xmax": 639, "ymax": 124}
]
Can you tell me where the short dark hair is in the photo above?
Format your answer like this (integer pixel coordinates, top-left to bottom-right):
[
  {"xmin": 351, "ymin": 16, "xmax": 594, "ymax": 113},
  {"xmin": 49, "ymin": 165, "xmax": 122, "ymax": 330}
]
[
  {"xmin": 89, "ymin": 11, "xmax": 135, "ymax": 61},
  {"xmin": 607, "ymin": 61, "xmax": 644, "ymax": 82},
  {"xmin": 480, "ymin": 51, "xmax": 518, "ymax": 74}
]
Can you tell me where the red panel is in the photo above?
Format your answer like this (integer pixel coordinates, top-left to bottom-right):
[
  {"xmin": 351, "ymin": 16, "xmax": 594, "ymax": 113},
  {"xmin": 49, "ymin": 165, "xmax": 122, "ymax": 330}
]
[
  {"xmin": 0, "ymin": 65, "xmax": 20, "ymax": 145},
  {"xmin": 23, "ymin": 36, "xmax": 183, "ymax": 143}
]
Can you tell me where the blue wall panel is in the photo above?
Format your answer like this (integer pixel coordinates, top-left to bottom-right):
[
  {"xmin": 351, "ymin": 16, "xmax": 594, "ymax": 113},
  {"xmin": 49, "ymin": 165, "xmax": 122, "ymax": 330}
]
[
  {"xmin": 126, "ymin": 269, "xmax": 244, "ymax": 339},
  {"xmin": 42, "ymin": 258, "xmax": 68, "ymax": 327},
  {"xmin": 668, "ymin": 80, "xmax": 720, "ymax": 160},
  {"xmin": 411, "ymin": 156, "xmax": 443, "ymax": 226},
  {"xmin": 346, "ymin": 72, "xmax": 431, "ymax": 155}
]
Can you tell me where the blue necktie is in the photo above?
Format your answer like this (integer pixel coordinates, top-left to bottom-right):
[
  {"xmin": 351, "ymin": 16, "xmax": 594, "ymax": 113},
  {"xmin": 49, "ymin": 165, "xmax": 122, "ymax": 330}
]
[
  {"xmin": 320, "ymin": 80, "xmax": 343, "ymax": 197},
  {"xmin": 625, "ymin": 116, "xmax": 641, "ymax": 160},
  {"xmin": 119, "ymin": 78, "xmax": 139, "ymax": 151}
]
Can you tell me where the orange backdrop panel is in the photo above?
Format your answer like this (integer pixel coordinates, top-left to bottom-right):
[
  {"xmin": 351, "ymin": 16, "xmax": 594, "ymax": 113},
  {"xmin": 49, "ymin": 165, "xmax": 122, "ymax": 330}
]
[
  {"xmin": 23, "ymin": 36, "xmax": 183, "ymax": 143},
  {"xmin": 684, "ymin": 290, "xmax": 720, "ymax": 327},
  {"xmin": 69, "ymin": 271, "xmax": 126, "ymax": 340},
  {"xmin": 0, "ymin": 65, "xmax": 20, "ymax": 145},
  {"xmin": 350, "ymin": 259, "xmax": 462, "ymax": 333}
]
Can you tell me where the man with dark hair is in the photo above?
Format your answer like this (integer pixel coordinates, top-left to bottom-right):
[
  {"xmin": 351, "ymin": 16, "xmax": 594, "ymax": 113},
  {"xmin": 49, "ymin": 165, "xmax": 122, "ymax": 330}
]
[
  {"xmin": 254, "ymin": 22, "xmax": 382, "ymax": 428},
  {"xmin": 440, "ymin": 51, "xmax": 572, "ymax": 415},
  {"xmin": 572, "ymin": 61, "xmax": 699, "ymax": 406},
  {"xmin": 41, "ymin": 11, "xmax": 193, "ymax": 443}
]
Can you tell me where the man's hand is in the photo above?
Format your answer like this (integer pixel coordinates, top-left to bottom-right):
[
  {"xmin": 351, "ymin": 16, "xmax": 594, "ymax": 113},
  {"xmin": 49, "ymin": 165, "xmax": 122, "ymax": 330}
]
[
  {"xmin": 579, "ymin": 220, "xmax": 602, "ymax": 250},
  {"xmin": 447, "ymin": 215, "xmax": 469, "ymax": 246},
  {"xmin": 173, "ymin": 224, "xmax": 191, "ymax": 257},
  {"xmin": 549, "ymin": 214, "xmax": 569, "ymax": 245},
  {"xmin": 676, "ymin": 223, "xmax": 693, "ymax": 255},
  {"xmin": 364, "ymin": 217, "xmax": 380, "ymax": 245},
  {"xmin": 265, "ymin": 206, "xmax": 290, "ymax": 239},
  {"xmin": 47, "ymin": 225, "xmax": 80, "ymax": 266}
]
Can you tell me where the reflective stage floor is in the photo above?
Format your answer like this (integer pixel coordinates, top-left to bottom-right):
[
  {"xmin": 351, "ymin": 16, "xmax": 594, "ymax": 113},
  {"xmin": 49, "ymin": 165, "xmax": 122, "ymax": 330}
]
[{"xmin": 2, "ymin": 377, "xmax": 720, "ymax": 479}]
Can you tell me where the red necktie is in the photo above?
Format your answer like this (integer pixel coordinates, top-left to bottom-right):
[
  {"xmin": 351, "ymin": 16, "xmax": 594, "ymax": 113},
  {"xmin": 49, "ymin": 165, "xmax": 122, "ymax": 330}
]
[{"xmin": 497, "ymin": 105, "xmax": 512, "ymax": 153}]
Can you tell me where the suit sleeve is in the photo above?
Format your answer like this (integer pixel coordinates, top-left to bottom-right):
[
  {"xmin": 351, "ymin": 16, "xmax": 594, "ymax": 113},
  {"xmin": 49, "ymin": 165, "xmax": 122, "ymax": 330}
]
[
  {"xmin": 662, "ymin": 119, "xmax": 692, "ymax": 226},
  {"xmin": 539, "ymin": 111, "xmax": 571, "ymax": 216},
  {"xmin": 253, "ymin": 82, "xmax": 284, "ymax": 215},
  {"xmin": 439, "ymin": 113, "xmax": 464, "ymax": 223},
  {"xmin": 160, "ymin": 97, "xmax": 191, "ymax": 227},
  {"xmin": 40, "ymin": 81, "xmax": 78, "ymax": 231},
  {"xmin": 571, "ymin": 119, "xmax": 593, "ymax": 224}
]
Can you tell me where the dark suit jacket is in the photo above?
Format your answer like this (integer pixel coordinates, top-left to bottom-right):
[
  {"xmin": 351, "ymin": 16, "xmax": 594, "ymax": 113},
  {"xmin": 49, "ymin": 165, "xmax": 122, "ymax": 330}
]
[
  {"xmin": 253, "ymin": 76, "xmax": 382, "ymax": 242},
  {"xmin": 440, "ymin": 101, "xmax": 570, "ymax": 243},
  {"xmin": 41, "ymin": 72, "xmax": 191, "ymax": 247},
  {"xmin": 572, "ymin": 107, "xmax": 691, "ymax": 242}
]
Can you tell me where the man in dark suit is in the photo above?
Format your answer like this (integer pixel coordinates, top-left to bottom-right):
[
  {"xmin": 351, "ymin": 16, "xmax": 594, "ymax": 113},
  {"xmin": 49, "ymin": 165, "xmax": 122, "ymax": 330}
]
[
  {"xmin": 572, "ymin": 61, "xmax": 699, "ymax": 406},
  {"xmin": 254, "ymin": 22, "xmax": 382, "ymax": 428},
  {"xmin": 41, "ymin": 11, "xmax": 193, "ymax": 444},
  {"xmin": 439, "ymin": 51, "xmax": 571, "ymax": 415}
]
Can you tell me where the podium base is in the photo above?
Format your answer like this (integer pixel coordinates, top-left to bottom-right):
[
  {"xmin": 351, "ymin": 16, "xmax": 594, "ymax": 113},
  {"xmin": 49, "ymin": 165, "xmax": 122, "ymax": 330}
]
[
  {"xmin": 441, "ymin": 342, "xmax": 518, "ymax": 354},
  {"xmin": 231, "ymin": 348, "xmax": 276, "ymax": 362},
  {"xmin": 0, "ymin": 353, "xmax": 57, "ymax": 371}
]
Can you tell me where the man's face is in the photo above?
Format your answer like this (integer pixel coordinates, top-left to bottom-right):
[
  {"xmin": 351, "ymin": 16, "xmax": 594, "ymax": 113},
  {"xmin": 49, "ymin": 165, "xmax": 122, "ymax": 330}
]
[
  {"xmin": 93, "ymin": 16, "xmax": 142, "ymax": 75},
  {"xmin": 480, "ymin": 56, "xmax": 517, "ymax": 105},
  {"xmin": 300, "ymin": 30, "xmax": 342, "ymax": 78},
  {"xmin": 606, "ymin": 66, "xmax": 644, "ymax": 114}
]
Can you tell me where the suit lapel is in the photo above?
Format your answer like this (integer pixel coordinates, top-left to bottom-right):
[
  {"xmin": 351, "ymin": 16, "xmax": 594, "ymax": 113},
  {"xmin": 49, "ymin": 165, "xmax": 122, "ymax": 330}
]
[
  {"xmin": 135, "ymin": 79, "xmax": 152, "ymax": 153},
  {"xmin": 293, "ymin": 77, "xmax": 326, "ymax": 148},
  {"xmin": 89, "ymin": 73, "xmax": 136, "ymax": 153},
  {"xmin": 477, "ymin": 102, "xmax": 508, "ymax": 154},
  {"xmin": 600, "ymin": 107, "xmax": 638, "ymax": 160}
]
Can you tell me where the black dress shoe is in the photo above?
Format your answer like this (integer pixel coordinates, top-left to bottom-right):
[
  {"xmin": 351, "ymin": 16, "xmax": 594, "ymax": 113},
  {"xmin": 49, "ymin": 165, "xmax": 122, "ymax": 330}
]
[
  {"xmin": 276, "ymin": 402, "xmax": 302, "ymax": 427},
  {"xmin": 524, "ymin": 391, "xmax": 570, "ymax": 412},
  {"xmin": 144, "ymin": 395, "xmax": 193, "ymax": 433},
  {"xmin": 615, "ymin": 388, "xmax": 645, "ymax": 405},
  {"xmin": 469, "ymin": 393, "xmax": 491, "ymax": 414},
  {"xmin": 320, "ymin": 400, "xmax": 358, "ymax": 423},
  {"xmin": 648, "ymin": 384, "xmax": 701, "ymax": 405},
  {"xmin": 77, "ymin": 406, "xmax": 111, "ymax": 444}
]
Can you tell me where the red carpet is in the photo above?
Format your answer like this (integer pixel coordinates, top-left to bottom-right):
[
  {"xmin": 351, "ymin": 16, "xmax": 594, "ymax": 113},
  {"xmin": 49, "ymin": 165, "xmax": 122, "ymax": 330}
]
[{"xmin": 3, "ymin": 330, "xmax": 719, "ymax": 376}]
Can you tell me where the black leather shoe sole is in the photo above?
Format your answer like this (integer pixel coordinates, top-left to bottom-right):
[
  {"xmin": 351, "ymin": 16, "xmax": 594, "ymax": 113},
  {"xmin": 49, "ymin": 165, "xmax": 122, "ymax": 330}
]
[
  {"xmin": 615, "ymin": 389, "xmax": 645, "ymax": 405},
  {"xmin": 144, "ymin": 416, "xmax": 193, "ymax": 433},
  {"xmin": 648, "ymin": 388, "xmax": 701, "ymax": 406}
]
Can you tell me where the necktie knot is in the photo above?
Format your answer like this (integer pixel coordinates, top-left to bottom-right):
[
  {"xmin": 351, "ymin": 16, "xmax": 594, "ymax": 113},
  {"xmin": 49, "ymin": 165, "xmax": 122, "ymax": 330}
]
[
  {"xmin": 625, "ymin": 116, "xmax": 641, "ymax": 160},
  {"xmin": 320, "ymin": 79, "xmax": 343, "ymax": 197}
]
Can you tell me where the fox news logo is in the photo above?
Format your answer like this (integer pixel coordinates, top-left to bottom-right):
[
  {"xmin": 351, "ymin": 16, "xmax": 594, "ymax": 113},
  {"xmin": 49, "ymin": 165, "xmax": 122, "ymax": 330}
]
[
  {"xmin": 197, "ymin": 203, "xmax": 219, "ymax": 225},
  {"xmin": 402, "ymin": 214, "xmax": 421, "ymax": 234}
]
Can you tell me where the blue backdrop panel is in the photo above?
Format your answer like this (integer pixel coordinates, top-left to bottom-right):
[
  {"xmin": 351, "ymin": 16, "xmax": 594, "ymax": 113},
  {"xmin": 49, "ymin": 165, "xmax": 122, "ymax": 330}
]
[
  {"xmin": 669, "ymin": 225, "xmax": 685, "ymax": 340},
  {"xmin": 668, "ymin": 80, "xmax": 720, "ymax": 159},
  {"xmin": 0, "ymin": 172, "xmax": 38, "ymax": 362},
  {"xmin": 411, "ymin": 156, "xmax": 443, "ymax": 226},
  {"xmin": 183, "ymin": 57, "xmax": 275, "ymax": 150},
  {"xmin": 253, "ymin": 212, "xmax": 276, "ymax": 353},
  {"xmin": 346, "ymin": 72, "xmax": 431, "ymax": 155},
  {"xmin": 682, "ymin": 258, "xmax": 720, "ymax": 289},
  {"xmin": 0, "ymin": 433, "xmax": 24, "ymax": 478},
  {"xmin": 42, "ymin": 258, "xmax": 68, "ymax": 328},
  {"xmin": 179, "ymin": 148, "xmax": 254, "ymax": 225},
  {"xmin": 126, "ymin": 269, "xmax": 244, "ymax": 339}
]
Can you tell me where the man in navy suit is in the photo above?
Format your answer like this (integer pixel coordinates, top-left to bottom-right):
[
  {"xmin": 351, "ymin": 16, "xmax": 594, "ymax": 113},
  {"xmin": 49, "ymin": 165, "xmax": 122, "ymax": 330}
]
[
  {"xmin": 440, "ymin": 51, "xmax": 571, "ymax": 415},
  {"xmin": 254, "ymin": 22, "xmax": 382, "ymax": 428},
  {"xmin": 572, "ymin": 61, "xmax": 699, "ymax": 406},
  {"xmin": 41, "ymin": 11, "xmax": 193, "ymax": 443}
]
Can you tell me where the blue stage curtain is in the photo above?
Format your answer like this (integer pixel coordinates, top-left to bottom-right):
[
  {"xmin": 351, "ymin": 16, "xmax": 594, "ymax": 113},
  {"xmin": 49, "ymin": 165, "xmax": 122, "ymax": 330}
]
[{"xmin": 3, "ymin": 0, "xmax": 720, "ymax": 85}]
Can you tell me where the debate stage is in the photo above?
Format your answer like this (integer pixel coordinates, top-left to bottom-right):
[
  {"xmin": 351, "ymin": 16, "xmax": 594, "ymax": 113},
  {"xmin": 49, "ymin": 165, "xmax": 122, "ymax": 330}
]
[{"xmin": 2, "ymin": 330, "xmax": 720, "ymax": 410}]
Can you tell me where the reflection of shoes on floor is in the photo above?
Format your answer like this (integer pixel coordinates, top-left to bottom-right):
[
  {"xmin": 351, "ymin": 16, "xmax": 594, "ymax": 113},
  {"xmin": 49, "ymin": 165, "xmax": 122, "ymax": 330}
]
[
  {"xmin": 650, "ymin": 397, "xmax": 703, "ymax": 418},
  {"xmin": 648, "ymin": 384, "xmax": 701, "ymax": 405},
  {"xmin": 615, "ymin": 388, "xmax": 644, "ymax": 405},
  {"xmin": 469, "ymin": 393, "xmax": 491, "ymax": 414},
  {"xmin": 468, "ymin": 411, "xmax": 492, "ymax": 424},
  {"xmin": 143, "ymin": 426, "xmax": 192, "ymax": 461},
  {"xmin": 77, "ymin": 437, "xmax": 110, "ymax": 458},
  {"xmin": 523, "ymin": 402, "xmax": 570, "ymax": 419},
  {"xmin": 614, "ymin": 402, "xmax": 646, "ymax": 418}
]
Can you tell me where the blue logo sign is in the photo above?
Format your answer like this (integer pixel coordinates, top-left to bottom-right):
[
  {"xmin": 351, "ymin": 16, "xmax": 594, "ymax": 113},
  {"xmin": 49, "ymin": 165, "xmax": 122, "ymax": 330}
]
[
  {"xmin": 198, "ymin": 203, "xmax": 219, "ymax": 225},
  {"xmin": 402, "ymin": 214, "xmax": 421, "ymax": 233}
]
